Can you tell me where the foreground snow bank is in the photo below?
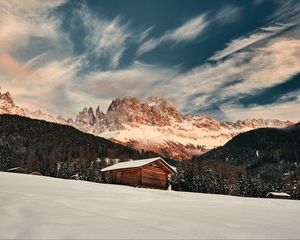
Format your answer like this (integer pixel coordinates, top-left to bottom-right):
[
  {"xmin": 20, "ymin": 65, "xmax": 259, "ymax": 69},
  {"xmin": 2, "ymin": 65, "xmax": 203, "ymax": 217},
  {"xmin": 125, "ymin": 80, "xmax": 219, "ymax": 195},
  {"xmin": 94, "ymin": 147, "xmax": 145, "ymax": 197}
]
[{"xmin": 0, "ymin": 172, "xmax": 299, "ymax": 239}]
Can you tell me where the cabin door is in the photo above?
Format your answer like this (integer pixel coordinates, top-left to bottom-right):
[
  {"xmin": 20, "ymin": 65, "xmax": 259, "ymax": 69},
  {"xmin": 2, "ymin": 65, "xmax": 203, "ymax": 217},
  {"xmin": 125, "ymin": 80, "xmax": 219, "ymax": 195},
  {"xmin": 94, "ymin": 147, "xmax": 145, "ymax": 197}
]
[{"xmin": 116, "ymin": 172, "xmax": 122, "ymax": 184}]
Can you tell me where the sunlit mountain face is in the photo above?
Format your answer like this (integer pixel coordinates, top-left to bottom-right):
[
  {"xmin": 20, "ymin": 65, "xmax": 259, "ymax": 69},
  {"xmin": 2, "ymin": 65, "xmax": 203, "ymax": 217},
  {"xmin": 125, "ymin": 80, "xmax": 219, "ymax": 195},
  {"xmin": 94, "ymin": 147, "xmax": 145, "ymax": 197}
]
[{"xmin": 0, "ymin": 0, "xmax": 299, "ymax": 122}]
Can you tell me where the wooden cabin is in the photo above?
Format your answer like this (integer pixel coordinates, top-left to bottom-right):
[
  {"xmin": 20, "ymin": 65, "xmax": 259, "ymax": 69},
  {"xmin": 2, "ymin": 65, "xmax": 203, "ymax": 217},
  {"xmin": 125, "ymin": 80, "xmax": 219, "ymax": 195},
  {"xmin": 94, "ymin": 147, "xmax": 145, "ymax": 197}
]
[
  {"xmin": 101, "ymin": 157, "xmax": 176, "ymax": 189},
  {"xmin": 266, "ymin": 192, "xmax": 291, "ymax": 199}
]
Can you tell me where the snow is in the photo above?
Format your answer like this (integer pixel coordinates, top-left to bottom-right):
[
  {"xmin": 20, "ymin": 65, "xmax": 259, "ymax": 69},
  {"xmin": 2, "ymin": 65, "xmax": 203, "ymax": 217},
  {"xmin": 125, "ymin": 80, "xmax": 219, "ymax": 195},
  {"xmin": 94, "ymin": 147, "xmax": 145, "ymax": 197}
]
[
  {"xmin": 101, "ymin": 157, "xmax": 161, "ymax": 171},
  {"xmin": 101, "ymin": 157, "xmax": 175, "ymax": 172},
  {"xmin": 1, "ymin": 172, "xmax": 300, "ymax": 239},
  {"xmin": 7, "ymin": 167, "xmax": 25, "ymax": 171},
  {"xmin": 267, "ymin": 192, "xmax": 291, "ymax": 197},
  {"xmin": 99, "ymin": 123, "xmax": 231, "ymax": 149}
]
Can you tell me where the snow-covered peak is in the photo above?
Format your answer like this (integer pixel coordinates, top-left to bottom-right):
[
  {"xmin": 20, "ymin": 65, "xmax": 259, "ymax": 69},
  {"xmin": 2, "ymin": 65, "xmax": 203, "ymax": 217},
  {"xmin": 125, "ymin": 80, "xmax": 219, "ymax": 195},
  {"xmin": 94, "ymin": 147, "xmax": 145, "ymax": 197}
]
[
  {"xmin": 0, "ymin": 91, "xmax": 16, "ymax": 114},
  {"xmin": 0, "ymin": 91, "xmax": 14, "ymax": 106},
  {"xmin": 75, "ymin": 107, "xmax": 96, "ymax": 126},
  {"xmin": 145, "ymin": 96, "xmax": 174, "ymax": 108},
  {"xmin": 0, "ymin": 87, "xmax": 67, "ymax": 124}
]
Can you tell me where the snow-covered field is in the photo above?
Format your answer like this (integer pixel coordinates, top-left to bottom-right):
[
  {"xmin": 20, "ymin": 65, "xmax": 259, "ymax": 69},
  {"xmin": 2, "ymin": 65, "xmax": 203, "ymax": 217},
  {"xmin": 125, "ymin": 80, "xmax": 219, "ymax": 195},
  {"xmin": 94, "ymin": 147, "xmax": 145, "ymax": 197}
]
[{"xmin": 0, "ymin": 172, "xmax": 300, "ymax": 239}]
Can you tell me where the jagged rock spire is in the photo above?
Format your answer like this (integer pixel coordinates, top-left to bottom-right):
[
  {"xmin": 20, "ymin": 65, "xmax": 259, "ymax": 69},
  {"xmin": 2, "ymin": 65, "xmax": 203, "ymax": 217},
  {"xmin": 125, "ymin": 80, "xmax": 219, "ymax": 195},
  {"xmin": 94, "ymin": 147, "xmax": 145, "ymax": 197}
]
[{"xmin": 95, "ymin": 106, "xmax": 104, "ymax": 120}]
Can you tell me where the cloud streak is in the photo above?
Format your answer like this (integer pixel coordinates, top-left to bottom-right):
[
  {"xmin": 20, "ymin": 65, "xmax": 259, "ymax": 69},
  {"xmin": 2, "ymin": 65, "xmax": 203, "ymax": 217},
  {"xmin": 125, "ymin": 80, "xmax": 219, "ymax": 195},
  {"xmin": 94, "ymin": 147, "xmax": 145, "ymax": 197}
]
[
  {"xmin": 209, "ymin": 23, "xmax": 293, "ymax": 61},
  {"xmin": 0, "ymin": 0, "xmax": 65, "ymax": 51},
  {"xmin": 214, "ymin": 4, "xmax": 241, "ymax": 25},
  {"xmin": 168, "ymin": 37, "xmax": 300, "ymax": 116},
  {"xmin": 137, "ymin": 14, "xmax": 208, "ymax": 56},
  {"xmin": 136, "ymin": 5, "xmax": 242, "ymax": 56},
  {"xmin": 78, "ymin": 5, "xmax": 132, "ymax": 69},
  {"xmin": 77, "ymin": 61, "xmax": 177, "ymax": 99}
]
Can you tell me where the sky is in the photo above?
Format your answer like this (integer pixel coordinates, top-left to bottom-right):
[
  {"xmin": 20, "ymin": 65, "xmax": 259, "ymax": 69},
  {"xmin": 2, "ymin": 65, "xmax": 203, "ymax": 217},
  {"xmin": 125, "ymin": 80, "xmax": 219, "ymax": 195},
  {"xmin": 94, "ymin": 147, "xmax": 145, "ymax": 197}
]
[{"xmin": 0, "ymin": 0, "xmax": 299, "ymax": 121}]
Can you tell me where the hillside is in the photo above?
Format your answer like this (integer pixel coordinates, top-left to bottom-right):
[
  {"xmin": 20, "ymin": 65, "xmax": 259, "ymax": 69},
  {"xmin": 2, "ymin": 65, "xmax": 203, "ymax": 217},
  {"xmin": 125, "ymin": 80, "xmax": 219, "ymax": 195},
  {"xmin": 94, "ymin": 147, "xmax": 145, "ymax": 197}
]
[
  {"xmin": 1, "ymin": 172, "xmax": 299, "ymax": 239},
  {"xmin": 199, "ymin": 123, "xmax": 300, "ymax": 166},
  {"xmin": 0, "ymin": 114, "xmax": 158, "ymax": 180},
  {"xmin": 177, "ymin": 123, "xmax": 300, "ymax": 198}
]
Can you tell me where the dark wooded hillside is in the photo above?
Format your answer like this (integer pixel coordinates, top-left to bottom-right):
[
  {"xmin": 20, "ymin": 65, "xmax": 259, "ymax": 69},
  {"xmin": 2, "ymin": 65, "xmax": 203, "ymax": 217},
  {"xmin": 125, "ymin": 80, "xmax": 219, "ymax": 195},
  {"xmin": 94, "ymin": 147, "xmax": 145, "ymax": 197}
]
[{"xmin": 0, "ymin": 114, "xmax": 157, "ymax": 180}]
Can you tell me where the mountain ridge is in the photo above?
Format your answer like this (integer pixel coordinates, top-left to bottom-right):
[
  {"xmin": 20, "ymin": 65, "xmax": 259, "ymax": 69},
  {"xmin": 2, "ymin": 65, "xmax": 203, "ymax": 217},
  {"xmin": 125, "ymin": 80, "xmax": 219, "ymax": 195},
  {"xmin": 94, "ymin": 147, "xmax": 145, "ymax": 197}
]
[{"xmin": 0, "ymin": 88, "xmax": 294, "ymax": 160}]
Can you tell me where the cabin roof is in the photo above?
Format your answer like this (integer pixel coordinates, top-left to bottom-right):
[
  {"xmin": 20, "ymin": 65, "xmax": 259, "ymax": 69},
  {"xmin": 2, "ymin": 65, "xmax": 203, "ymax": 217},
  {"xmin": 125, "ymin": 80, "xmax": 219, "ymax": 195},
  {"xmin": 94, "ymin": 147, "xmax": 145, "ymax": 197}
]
[
  {"xmin": 267, "ymin": 192, "xmax": 291, "ymax": 197},
  {"xmin": 101, "ymin": 157, "xmax": 176, "ymax": 174},
  {"xmin": 7, "ymin": 167, "xmax": 25, "ymax": 172}
]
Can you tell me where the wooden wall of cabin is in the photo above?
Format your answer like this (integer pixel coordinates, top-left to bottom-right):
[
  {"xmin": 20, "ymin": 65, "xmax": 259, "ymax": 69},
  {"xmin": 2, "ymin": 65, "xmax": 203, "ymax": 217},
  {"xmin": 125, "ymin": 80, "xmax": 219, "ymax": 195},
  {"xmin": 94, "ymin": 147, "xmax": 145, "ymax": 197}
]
[
  {"xmin": 108, "ymin": 160, "xmax": 173, "ymax": 189},
  {"xmin": 110, "ymin": 169, "xmax": 140, "ymax": 187},
  {"xmin": 110, "ymin": 171, "xmax": 117, "ymax": 183},
  {"xmin": 121, "ymin": 168, "xmax": 140, "ymax": 187},
  {"xmin": 141, "ymin": 164, "xmax": 168, "ymax": 189}
]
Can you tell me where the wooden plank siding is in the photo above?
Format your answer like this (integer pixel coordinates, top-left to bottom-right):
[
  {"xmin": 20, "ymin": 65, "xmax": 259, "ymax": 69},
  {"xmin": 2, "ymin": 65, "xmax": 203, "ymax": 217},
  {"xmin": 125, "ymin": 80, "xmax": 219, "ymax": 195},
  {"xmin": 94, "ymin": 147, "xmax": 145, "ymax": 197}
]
[
  {"xmin": 141, "ymin": 164, "xmax": 168, "ymax": 189},
  {"xmin": 110, "ymin": 169, "xmax": 140, "ymax": 187},
  {"xmin": 122, "ymin": 169, "xmax": 140, "ymax": 187}
]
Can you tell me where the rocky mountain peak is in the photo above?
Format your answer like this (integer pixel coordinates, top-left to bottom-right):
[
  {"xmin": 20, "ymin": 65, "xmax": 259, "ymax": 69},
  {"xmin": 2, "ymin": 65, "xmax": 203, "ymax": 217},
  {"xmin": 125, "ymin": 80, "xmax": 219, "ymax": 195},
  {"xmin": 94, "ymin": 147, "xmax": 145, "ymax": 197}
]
[
  {"xmin": 0, "ymin": 91, "xmax": 15, "ymax": 107},
  {"xmin": 0, "ymin": 90, "xmax": 16, "ymax": 114},
  {"xmin": 107, "ymin": 96, "xmax": 141, "ymax": 114},
  {"xmin": 95, "ymin": 106, "xmax": 104, "ymax": 120},
  {"xmin": 105, "ymin": 96, "xmax": 182, "ymax": 126},
  {"xmin": 75, "ymin": 107, "xmax": 95, "ymax": 125},
  {"xmin": 146, "ymin": 96, "xmax": 173, "ymax": 107},
  {"xmin": 146, "ymin": 96, "xmax": 182, "ymax": 122},
  {"xmin": 0, "ymin": 88, "xmax": 67, "ymax": 124}
]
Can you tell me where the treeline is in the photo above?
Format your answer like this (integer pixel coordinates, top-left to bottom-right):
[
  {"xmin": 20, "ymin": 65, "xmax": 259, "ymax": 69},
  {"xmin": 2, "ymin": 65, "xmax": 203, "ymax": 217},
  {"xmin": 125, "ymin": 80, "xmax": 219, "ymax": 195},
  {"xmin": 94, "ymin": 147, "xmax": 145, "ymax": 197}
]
[{"xmin": 171, "ymin": 159, "xmax": 300, "ymax": 199}]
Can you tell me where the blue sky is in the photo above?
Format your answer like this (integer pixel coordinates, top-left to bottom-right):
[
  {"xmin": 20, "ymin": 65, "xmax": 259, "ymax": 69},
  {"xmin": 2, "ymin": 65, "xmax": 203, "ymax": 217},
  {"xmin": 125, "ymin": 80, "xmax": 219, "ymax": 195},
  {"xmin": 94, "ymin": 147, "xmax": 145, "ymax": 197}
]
[{"xmin": 0, "ymin": 0, "xmax": 299, "ymax": 121}]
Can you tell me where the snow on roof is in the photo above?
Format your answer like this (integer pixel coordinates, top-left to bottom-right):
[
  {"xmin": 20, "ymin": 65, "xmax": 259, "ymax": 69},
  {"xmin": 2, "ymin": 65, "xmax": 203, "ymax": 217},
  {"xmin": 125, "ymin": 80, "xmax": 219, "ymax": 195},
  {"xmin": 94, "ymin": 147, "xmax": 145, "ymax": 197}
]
[
  {"xmin": 7, "ymin": 167, "xmax": 25, "ymax": 171},
  {"xmin": 267, "ymin": 192, "xmax": 291, "ymax": 197},
  {"xmin": 101, "ymin": 157, "xmax": 176, "ymax": 173}
]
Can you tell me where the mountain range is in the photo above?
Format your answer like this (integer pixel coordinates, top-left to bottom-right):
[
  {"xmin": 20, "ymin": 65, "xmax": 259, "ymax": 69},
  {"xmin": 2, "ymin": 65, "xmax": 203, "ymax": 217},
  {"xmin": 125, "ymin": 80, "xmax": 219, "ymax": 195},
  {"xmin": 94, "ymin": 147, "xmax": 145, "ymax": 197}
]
[{"xmin": 0, "ymin": 88, "xmax": 294, "ymax": 160}]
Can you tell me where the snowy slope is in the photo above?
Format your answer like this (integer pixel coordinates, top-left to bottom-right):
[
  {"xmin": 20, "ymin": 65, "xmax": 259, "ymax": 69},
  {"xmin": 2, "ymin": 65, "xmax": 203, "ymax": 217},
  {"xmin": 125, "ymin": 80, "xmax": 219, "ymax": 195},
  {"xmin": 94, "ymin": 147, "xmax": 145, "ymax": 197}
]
[{"xmin": 1, "ymin": 172, "xmax": 300, "ymax": 239}]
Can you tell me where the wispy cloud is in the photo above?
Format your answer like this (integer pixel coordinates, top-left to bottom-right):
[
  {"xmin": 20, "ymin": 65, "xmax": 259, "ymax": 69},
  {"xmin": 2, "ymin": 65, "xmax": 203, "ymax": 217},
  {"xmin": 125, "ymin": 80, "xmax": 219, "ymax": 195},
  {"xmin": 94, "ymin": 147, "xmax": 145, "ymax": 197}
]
[
  {"xmin": 166, "ymin": 14, "xmax": 208, "ymax": 42},
  {"xmin": 78, "ymin": 5, "xmax": 131, "ymax": 69},
  {"xmin": 0, "ymin": 52, "xmax": 32, "ymax": 80},
  {"xmin": 3, "ymin": 54, "xmax": 83, "ymax": 114},
  {"xmin": 0, "ymin": 0, "xmax": 70, "ymax": 79},
  {"xmin": 221, "ymin": 99, "xmax": 300, "ymax": 122},
  {"xmin": 168, "ymin": 37, "xmax": 300, "ymax": 116},
  {"xmin": 78, "ymin": 61, "xmax": 177, "ymax": 99},
  {"xmin": 137, "ymin": 38, "xmax": 161, "ymax": 56},
  {"xmin": 139, "ymin": 26, "xmax": 154, "ymax": 42},
  {"xmin": 214, "ymin": 4, "xmax": 241, "ymax": 25},
  {"xmin": 0, "ymin": 0, "xmax": 65, "ymax": 51},
  {"xmin": 137, "ymin": 14, "xmax": 208, "ymax": 56},
  {"xmin": 209, "ymin": 23, "xmax": 293, "ymax": 61},
  {"xmin": 137, "ymin": 5, "xmax": 242, "ymax": 56}
]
